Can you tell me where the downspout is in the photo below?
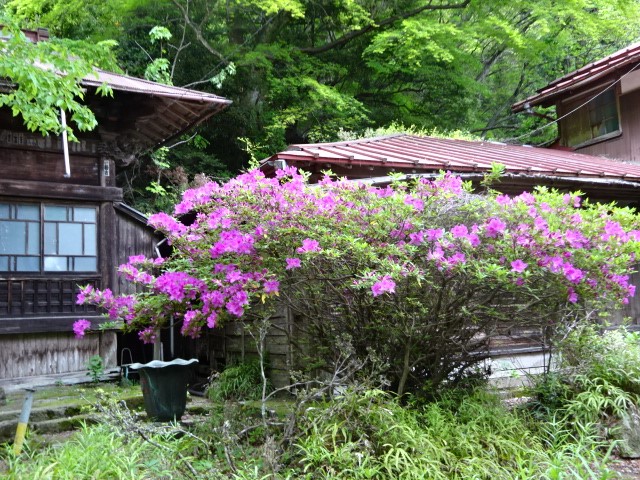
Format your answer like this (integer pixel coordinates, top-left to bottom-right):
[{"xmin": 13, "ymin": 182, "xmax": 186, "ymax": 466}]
[
  {"xmin": 13, "ymin": 388, "xmax": 35, "ymax": 455},
  {"xmin": 60, "ymin": 109, "xmax": 71, "ymax": 177}
]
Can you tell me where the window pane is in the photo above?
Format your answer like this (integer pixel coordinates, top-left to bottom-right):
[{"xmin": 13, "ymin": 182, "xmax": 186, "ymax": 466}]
[
  {"xmin": 16, "ymin": 205, "xmax": 39, "ymax": 220},
  {"xmin": 27, "ymin": 223, "xmax": 40, "ymax": 255},
  {"xmin": 73, "ymin": 207, "xmax": 96, "ymax": 223},
  {"xmin": 0, "ymin": 221, "xmax": 26, "ymax": 255},
  {"xmin": 44, "ymin": 256, "xmax": 68, "ymax": 271},
  {"xmin": 44, "ymin": 223, "xmax": 57, "ymax": 254},
  {"xmin": 84, "ymin": 224, "xmax": 96, "ymax": 255},
  {"xmin": 0, "ymin": 204, "xmax": 9, "ymax": 219},
  {"xmin": 74, "ymin": 257, "xmax": 97, "ymax": 271},
  {"xmin": 44, "ymin": 206, "xmax": 68, "ymax": 221},
  {"xmin": 16, "ymin": 256, "xmax": 39, "ymax": 271},
  {"xmin": 58, "ymin": 223, "xmax": 83, "ymax": 255},
  {"xmin": 0, "ymin": 256, "xmax": 8, "ymax": 271}
]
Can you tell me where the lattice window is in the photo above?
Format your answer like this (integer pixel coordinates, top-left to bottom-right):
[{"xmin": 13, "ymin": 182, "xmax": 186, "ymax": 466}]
[{"xmin": 0, "ymin": 202, "xmax": 97, "ymax": 273}]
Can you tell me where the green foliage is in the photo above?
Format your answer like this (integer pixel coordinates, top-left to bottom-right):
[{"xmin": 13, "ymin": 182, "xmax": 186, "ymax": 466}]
[
  {"xmin": 286, "ymin": 387, "xmax": 614, "ymax": 479},
  {"xmin": 86, "ymin": 355, "xmax": 104, "ymax": 383},
  {"xmin": 208, "ymin": 358, "xmax": 271, "ymax": 402},
  {"xmin": 1, "ymin": 423, "xmax": 183, "ymax": 479},
  {"xmin": 10, "ymin": 0, "xmax": 640, "ymax": 185},
  {"xmin": 0, "ymin": 13, "xmax": 118, "ymax": 140},
  {"xmin": 528, "ymin": 327, "xmax": 640, "ymax": 425}
]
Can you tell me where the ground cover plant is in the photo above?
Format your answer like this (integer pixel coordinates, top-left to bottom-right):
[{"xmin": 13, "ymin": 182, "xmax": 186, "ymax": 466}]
[
  {"xmin": 0, "ymin": 382, "xmax": 622, "ymax": 479},
  {"xmin": 529, "ymin": 326, "xmax": 640, "ymax": 427},
  {"xmin": 76, "ymin": 167, "xmax": 640, "ymax": 396}
]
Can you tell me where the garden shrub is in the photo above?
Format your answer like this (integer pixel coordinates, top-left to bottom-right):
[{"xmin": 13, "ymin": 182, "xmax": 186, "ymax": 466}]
[
  {"xmin": 208, "ymin": 358, "xmax": 271, "ymax": 402},
  {"xmin": 529, "ymin": 326, "xmax": 640, "ymax": 424},
  {"xmin": 75, "ymin": 168, "xmax": 640, "ymax": 396}
]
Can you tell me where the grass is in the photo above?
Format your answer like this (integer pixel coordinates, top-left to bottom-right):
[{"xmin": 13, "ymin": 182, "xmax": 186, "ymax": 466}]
[{"xmin": 0, "ymin": 369, "xmax": 627, "ymax": 479}]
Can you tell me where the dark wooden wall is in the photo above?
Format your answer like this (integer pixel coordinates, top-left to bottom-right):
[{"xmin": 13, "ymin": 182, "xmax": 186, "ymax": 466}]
[{"xmin": 571, "ymin": 88, "xmax": 640, "ymax": 163}]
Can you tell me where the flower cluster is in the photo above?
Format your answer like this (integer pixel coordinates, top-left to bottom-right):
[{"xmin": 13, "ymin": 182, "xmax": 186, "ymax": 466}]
[{"xmin": 74, "ymin": 168, "xmax": 640, "ymax": 344}]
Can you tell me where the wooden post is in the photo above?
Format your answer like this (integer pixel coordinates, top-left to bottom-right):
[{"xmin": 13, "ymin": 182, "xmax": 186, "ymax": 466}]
[{"xmin": 153, "ymin": 329, "xmax": 163, "ymax": 360}]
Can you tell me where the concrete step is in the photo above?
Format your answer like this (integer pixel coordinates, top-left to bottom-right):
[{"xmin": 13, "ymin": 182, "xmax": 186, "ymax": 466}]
[{"xmin": 0, "ymin": 392, "xmax": 145, "ymax": 443}]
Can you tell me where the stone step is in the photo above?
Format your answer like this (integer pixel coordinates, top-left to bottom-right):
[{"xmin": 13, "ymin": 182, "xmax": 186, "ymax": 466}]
[{"xmin": 0, "ymin": 394, "xmax": 145, "ymax": 443}]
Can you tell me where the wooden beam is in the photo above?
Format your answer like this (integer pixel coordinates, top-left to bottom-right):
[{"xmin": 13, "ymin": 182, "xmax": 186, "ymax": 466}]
[
  {"xmin": 0, "ymin": 179, "xmax": 123, "ymax": 202},
  {"xmin": 0, "ymin": 315, "xmax": 110, "ymax": 335}
]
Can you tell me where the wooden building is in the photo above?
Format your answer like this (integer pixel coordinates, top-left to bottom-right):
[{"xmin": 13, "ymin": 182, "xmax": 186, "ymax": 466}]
[
  {"xmin": 513, "ymin": 42, "xmax": 640, "ymax": 163},
  {"xmin": 256, "ymin": 61, "xmax": 640, "ymax": 383},
  {"xmin": 0, "ymin": 30, "xmax": 230, "ymax": 387}
]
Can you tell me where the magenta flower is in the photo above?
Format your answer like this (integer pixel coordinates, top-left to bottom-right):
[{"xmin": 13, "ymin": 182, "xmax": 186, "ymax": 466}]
[
  {"xmin": 484, "ymin": 218, "xmax": 506, "ymax": 238},
  {"xmin": 563, "ymin": 264, "xmax": 584, "ymax": 283},
  {"xmin": 73, "ymin": 319, "xmax": 92, "ymax": 338},
  {"xmin": 510, "ymin": 259, "xmax": 528, "ymax": 273},
  {"xmin": 425, "ymin": 228, "xmax": 444, "ymax": 241},
  {"xmin": 264, "ymin": 279, "xmax": 280, "ymax": 294},
  {"xmin": 207, "ymin": 312, "xmax": 218, "ymax": 329},
  {"xmin": 297, "ymin": 238, "xmax": 321, "ymax": 253},
  {"xmin": 371, "ymin": 276, "xmax": 396, "ymax": 297},
  {"xmin": 409, "ymin": 231, "xmax": 425, "ymax": 245},
  {"xmin": 286, "ymin": 257, "xmax": 302, "ymax": 270},
  {"xmin": 450, "ymin": 225, "xmax": 469, "ymax": 239}
]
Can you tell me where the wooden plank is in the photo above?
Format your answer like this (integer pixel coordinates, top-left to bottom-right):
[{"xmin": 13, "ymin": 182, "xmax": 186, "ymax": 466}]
[{"xmin": 0, "ymin": 179, "xmax": 123, "ymax": 202}]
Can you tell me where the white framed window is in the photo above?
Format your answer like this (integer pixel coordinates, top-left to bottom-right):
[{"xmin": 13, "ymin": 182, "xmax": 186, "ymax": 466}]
[{"xmin": 0, "ymin": 202, "xmax": 98, "ymax": 272}]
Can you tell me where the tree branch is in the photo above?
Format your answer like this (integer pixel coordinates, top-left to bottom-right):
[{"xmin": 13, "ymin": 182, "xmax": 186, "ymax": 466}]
[
  {"xmin": 171, "ymin": 0, "xmax": 231, "ymax": 66},
  {"xmin": 300, "ymin": 0, "xmax": 470, "ymax": 55}
]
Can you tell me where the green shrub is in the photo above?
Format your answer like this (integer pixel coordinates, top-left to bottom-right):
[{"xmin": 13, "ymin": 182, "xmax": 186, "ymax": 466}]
[
  {"xmin": 286, "ymin": 387, "xmax": 613, "ymax": 479},
  {"xmin": 208, "ymin": 358, "xmax": 271, "ymax": 402},
  {"xmin": 528, "ymin": 326, "xmax": 640, "ymax": 423}
]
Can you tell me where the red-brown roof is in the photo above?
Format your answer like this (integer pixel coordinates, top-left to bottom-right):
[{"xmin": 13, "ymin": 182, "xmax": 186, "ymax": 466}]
[
  {"xmin": 82, "ymin": 70, "xmax": 231, "ymax": 149},
  {"xmin": 263, "ymin": 134, "xmax": 640, "ymax": 182},
  {"xmin": 84, "ymin": 69, "xmax": 231, "ymax": 106},
  {"xmin": 512, "ymin": 42, "xmax": 640, "ymax": 112}
]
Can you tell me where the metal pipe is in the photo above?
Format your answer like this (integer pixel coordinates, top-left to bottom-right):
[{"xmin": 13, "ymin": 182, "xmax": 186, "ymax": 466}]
[
  {"xmin": 13, "ymin": 388, "xmax": 35, "ymax": 455},
  {"xmin": 60, "ymin": 109, "xmax": 71, "ymax": 178}
]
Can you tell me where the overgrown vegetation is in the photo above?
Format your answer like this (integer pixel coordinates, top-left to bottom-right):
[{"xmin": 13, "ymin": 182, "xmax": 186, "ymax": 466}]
[
  {"xmin": 208, "ymin": 358, "xmax": 270, "ymax": 402},
  {"xmin": 529, "ymin": 326, "xmax": 640, "ymax": 427},
  {"xmin": 0, "ymin": 379, "xmax": 623, "ymax": 479},
  {"xmin": 86, "ymin": 355, "xmax": 104, "ymax": 383}
]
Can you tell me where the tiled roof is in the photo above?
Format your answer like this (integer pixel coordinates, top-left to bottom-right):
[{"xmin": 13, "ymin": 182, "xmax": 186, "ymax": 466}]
[
  {"xmin": 263, "ymin": 134, "xmax": 640, "ymax": 182},
  {"xmin": 512, "ymin": 42, "xmax": 640, "ymax": 112}
]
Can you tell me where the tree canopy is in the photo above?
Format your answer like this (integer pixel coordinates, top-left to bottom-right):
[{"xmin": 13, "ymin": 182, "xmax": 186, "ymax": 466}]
[{"xmin": 3, "ymin": 0, "xmax": 640, "ymax": 207}]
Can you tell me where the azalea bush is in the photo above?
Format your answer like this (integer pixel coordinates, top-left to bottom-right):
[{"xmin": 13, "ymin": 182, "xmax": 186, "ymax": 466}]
[{"xmin": 75, "ymin": 168, "xmax": 640, "ymax": 395}]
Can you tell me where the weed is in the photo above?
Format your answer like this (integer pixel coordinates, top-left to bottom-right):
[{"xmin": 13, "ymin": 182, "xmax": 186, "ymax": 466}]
[
  {"xmin": 86, "ymin": 355, "xmax": 104, "ymax": 383},
  {"xmin": 208, "ymin": 358, "xmax": 271, "ymax": 402}
]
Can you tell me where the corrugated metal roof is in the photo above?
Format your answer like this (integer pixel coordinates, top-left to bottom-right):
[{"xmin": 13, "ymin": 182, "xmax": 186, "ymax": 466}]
[
  {"xmin": 263, "ymin": 134, "xmax": 640, "ymax": 182},
  {"xmin": 513, "ymin": 42, "xmax": 640, "ymax": 112},
  {"xmin": 84, "ymin": 70, "xmax": 231, "ymax": 106}
]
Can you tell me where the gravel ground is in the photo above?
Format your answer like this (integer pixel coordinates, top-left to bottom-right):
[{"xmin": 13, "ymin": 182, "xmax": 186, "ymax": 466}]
[{"xmin": 611, "ymin": 458, "xmax": 640, "ymax": 479}]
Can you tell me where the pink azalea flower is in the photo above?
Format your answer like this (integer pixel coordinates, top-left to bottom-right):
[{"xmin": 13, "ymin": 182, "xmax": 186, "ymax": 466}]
[
  {"xmin": 484, "ymin": 218, "xmax": 506, "ymax": 238},
  {"xmin": 510, "ymin": 259, "xmax": 528, "ymax": 273},
  {"xmin": 73, "ymin": 319, "xmax": 91, "ymax": 338},
  {"xmin": 450, "ymin": 225, "xmax": 469, "ymax": 239},
  {"xmin": 371, "ymin": 276, "xmax": 396, "ymax": 297},
  {"xmin": 264, "ymin": 280, "xmax": 280, "ymax": 294},
  {"xmin": 297, "ymin": 238, "xmax": 321, "ymax": 253},
  {"xmin": 286, "ymin": 257, "xmax": 302, "ymax": 270}
]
